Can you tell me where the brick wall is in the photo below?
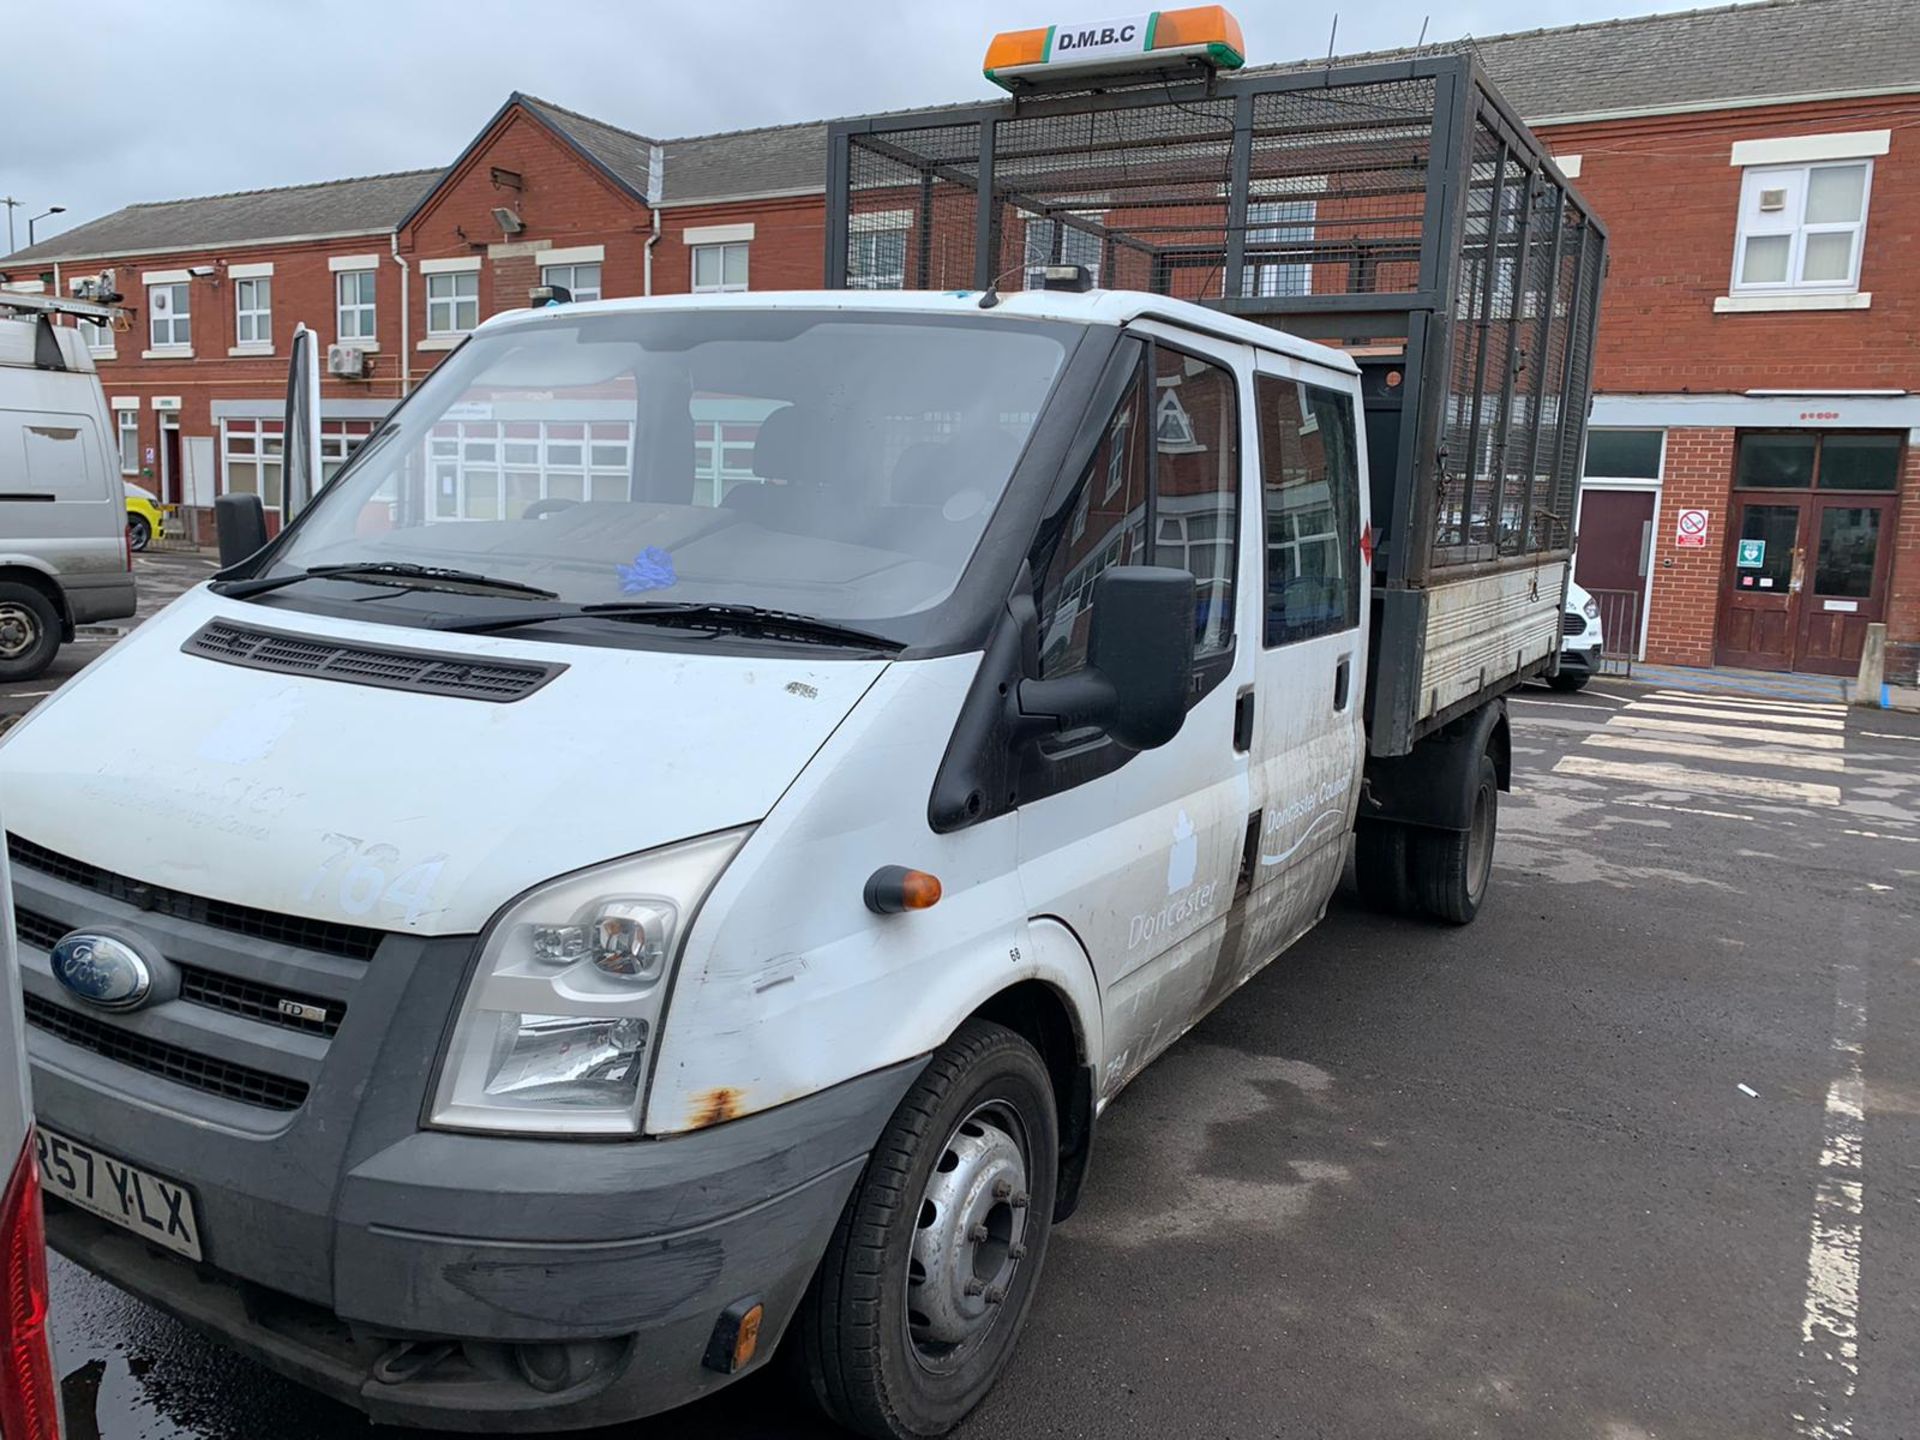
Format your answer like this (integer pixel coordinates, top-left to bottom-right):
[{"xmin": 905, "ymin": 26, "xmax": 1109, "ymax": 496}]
[
  {"xmin": 1641, "ymin": 427, "xmax": 1733, "ymax": 668},
  {"xmin": 1536, "ymin": 96, "xmax": 1920, "ymax": 397},
  {"xmin": 1887, "ymin": 446, "xmax": 1920, "ymax": 685},
  {"xmin": 653, "ymin": 196, "xmax": 827, "ymax": 295}
]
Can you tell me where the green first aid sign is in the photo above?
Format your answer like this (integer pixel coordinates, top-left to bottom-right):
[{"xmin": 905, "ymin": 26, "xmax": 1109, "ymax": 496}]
[{"xmin": 1737, "ymin": 538, "xmax": 1766, "ymax": 569}]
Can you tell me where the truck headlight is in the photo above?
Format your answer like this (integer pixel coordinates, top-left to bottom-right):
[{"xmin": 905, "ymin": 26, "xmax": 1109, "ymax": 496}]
[
  {"xmin": 430, "ymin": 829, "xmax": 749, "ymax": 1135},
  {"xmin": 1583, "ymin": 599, "xmax": 1600, "ymax": 620}
]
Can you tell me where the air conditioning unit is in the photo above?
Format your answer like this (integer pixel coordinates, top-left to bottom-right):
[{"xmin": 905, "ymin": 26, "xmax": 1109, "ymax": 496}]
[{"xmin": 327, "ymin": 344, "xmax": 369, "ymax": 378}]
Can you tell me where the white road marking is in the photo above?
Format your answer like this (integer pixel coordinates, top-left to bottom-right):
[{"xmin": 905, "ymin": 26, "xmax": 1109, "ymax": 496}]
[
  {"xmin": 1583, "ymin": 732, "xmax": 1845, "ymax": 773},
  {"xmin": 1646, "ymin": 691, "xmax": 1846, "ymax": 715},
  {"xmin": 1626, "ymin": 701, "xmax": 1844, "ymax": 730},
  {"xmin": 1793, "ymin": 958, "xmax": 1868, "ymax": 1440},
  {"xmin": 1509, "ymin": 698, "xmax": 1619, "ymax": 713},
  {"xmin": 1604, "ymin": 715, "xmax": 1846, "ymax": 750},
  {"xmin": 1615, "ymin": 799, "xmax": 1764, "ymax": 823},
  {"xmin": 1552, "ymin": 754, "xmax": 1842, "ymax": 806},
  {"xmin": 1843, "ymin": 828, "xmax": 1920, "ymax": 844},
  {"xmin": 1859, "ymin": 731, "xmax": 1920, "ymax": 743}
]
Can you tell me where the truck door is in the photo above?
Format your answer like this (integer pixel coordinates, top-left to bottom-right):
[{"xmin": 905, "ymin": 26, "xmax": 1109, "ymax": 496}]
[
  {"xmin": 1224, "ymin": 358, "xmax": 1369, "ymax": 981},
  {"xmin": 1015, "ymin": 332, "xmax": 1254, "ymax": 1102}
]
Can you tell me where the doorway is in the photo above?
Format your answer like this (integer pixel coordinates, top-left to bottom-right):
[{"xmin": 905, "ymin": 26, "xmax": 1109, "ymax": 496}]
[
  {"xmin": 1715, "ymin": 431, "xmax": 1903, "ymax": 675},
  {"xmin": 1574, "ymin": 488, "xmax": 1656, "ymax": 661}
]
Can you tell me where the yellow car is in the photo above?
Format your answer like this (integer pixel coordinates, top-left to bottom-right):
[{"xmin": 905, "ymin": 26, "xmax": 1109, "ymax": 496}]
[{"xmin": 123, "ymin": 481, "xmax": 165, "ymax": 552}]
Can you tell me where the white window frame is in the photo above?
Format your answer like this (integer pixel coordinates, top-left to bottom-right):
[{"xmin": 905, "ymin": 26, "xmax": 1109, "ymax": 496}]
[
  {"xmin": 848, "ymin": 210, "xmax": 910, "ymax": 291},
  {"xmin": 115, "ymin": 407, "xmax": 140, "ymax": 474},
  {"xmin": 1242, "ymin": 199, "xmax": 1317, "ymax": 298},
  {"xmin": 147, "ymin": 280, "xmax": 192, "ymax": 353},
  {"xmin": 540, "ymin": 261, "xmax": 602, "ymax": 303},
  {"xmin": 1731, "ymin": 159, "xmax": 1873, "ymax": 296},
  {"xmin": 425, "ymin": 268, "xmax": 480, "ymax": 338},
  {"xmin": 233, "ymin": 275, "xmax": 272, "ymax": 349},
  {"xmin": 336, "ymin": 270, "xmax": 378, "ymax": 343},
  {"xmin": 221, "ymin": 417, "xmax": 285, "ymax": 509},
  {"xmin": 691, "ymin": 242, "xmax": 749, "ymax": 294}
]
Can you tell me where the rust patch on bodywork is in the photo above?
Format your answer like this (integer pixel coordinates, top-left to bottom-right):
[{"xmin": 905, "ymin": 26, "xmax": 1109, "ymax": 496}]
[{"xmin": 688, "ymin": 1086, "xmax": 745, "ymax": 1129}]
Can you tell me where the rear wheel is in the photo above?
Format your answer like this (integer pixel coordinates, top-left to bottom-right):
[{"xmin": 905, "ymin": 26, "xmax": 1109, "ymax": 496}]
[
  {"xmin": 1409, "ymin": 754, "xmax": 1498, "ymax": 925},
  {"xmin": 1353, "ymin": 820, "xmax": 1416, "ymax": 915},
  {"xmin": 127, "ymin": 514, "xmax": 152, "ymax": 553},
  {"xmin": 0, "ymin": 584, "xmax": 59, "ymax": 683},
  {"xmin": 793, "ymin": 1019, "xmax": 1058, "ymax": 1439},
  {"xmin": 1546, "ymin": 669, "xmax": 1589, "ymax": 693}
]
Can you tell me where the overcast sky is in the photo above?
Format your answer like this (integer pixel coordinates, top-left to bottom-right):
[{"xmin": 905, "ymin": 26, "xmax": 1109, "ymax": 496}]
[{"xmin": 4, "ymin": 0, "xmax": 1692, "ymax": 248}]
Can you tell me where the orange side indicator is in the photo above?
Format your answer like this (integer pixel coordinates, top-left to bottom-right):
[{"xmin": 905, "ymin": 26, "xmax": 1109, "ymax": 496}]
[{"xmin": 865, "ymin": 866, "xmax": 943, "ymax": 914}]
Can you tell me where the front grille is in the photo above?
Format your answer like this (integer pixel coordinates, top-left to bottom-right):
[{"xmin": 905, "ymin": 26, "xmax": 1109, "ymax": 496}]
[
  {"xmin": 184, "ymin": 618, "xmax": 563, "ymax": 702},
  {"xmin": 1562, "ymin": 611, "xmax": 1585, "ymax": 636},
  {"xmin": 8, "ymin": 836, "xmax": 382, "ymax": 962},
  {"xmin": 178, "ymin": 967, "xmax": 342, "ymax": 1039},
  {"xmin": 13, "ymin": 907, "xmax": 346, "ymax": 1040},
  {"xmin": 25, "ymin": 994, "xmax": 310, "ymax": 1112}
]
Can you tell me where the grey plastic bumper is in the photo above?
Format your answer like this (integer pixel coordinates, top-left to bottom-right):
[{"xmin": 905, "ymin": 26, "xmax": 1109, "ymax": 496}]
[{"xmin": 44, "ymin": 1056, "xmax": 926, "ymax": 1431}]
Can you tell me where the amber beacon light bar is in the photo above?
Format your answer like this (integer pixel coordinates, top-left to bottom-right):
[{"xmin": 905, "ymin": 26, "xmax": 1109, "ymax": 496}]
[{"xmin": 983, "ymin": 7, "xmax": 1247, "ymax": 90}]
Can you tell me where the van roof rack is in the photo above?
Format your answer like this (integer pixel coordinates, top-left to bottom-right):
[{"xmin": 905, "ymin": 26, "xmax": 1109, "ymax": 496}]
[{"xmin": 0, "ymin": 289, "xmax": 128, "ymax": 372}]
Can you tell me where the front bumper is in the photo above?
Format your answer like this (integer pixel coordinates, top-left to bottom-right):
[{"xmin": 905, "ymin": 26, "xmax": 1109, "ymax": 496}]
[
  {"xmin": 1558, "ymin": 640, "xmax": 1603, "ymax": 676},
  {"xmin": 41, "ymin": 1057, "xmax": 925, "ymax": 1431}
]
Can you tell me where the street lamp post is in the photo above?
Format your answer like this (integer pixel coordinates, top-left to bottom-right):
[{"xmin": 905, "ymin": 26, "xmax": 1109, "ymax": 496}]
[
  {"xmin": 27, "ymin": 207, "xmax": 65, "ymax": 247},
  {"xmin": 0, "ymin": 198, "xmax": 20, "ymax": 254}
]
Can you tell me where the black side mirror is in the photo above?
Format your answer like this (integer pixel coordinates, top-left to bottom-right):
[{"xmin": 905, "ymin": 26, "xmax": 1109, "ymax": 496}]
[
  {"xmin": 214, "ymin": 493, "xmax": 269, "ymax": 569},
  {"xmin": 1018, "ymin": 565, "xmax": 1195, "ymax": 750}
]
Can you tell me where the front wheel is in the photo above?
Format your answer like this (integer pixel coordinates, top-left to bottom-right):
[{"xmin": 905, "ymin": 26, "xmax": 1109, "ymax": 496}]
[
  {"xmin": 1409, "ymin": 753, "xmax": 1498, "ymax": 925},
  {"xmin": 792, "ymin": 1019, "xmax": 1059, "ymax": 1439},
  {"xmin": 127, "ymin": 514, "xmax": 152, "ymax": 552}
]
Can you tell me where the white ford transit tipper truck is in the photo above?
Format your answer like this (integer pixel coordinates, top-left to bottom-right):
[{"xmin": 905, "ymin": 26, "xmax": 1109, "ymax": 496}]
[{"xmin": 2, "ymin": 55, "xmax": 1604, "ymax": 1440}]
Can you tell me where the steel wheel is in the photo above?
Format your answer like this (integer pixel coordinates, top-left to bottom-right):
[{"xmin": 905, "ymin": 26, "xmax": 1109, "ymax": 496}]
[
  {"xmin": 906, "ymin": 1101, "xmax": 1032, "ymax": 1373},
  {"xmin": 0, "ymin": 601, "xmax": 39, "ymax": 662}
]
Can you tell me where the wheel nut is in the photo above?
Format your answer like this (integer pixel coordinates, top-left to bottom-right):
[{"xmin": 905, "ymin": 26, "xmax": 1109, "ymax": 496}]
[
  {"xmin": 964, "ymin": 1278, "xmax": 986, "ymax": 1297},
  {"xmin": 969, "ymin": 1223, "xmax": 990, "ymax": 1243},
  {"xmin": 992, "ymin": 1178, "xmax": 1013, "ymax": 1199},
  {"xmin": 1010, "ymin": 1190, "xmax": 1030, "ymax": 1210},
  {"xmin": 1009, "ymin": 1243, "xmax": 1028, "ymax": 1260},
  {"xmin": 985, "ymin": 1284, "xmax": 1008, "ymax": 1304}
]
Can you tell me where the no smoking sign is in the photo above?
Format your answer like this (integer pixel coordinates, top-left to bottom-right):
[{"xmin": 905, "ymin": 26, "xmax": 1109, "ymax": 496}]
[{"xmin": 1675, "ymin": 508, "xmax": 1710, "ymax": 549}]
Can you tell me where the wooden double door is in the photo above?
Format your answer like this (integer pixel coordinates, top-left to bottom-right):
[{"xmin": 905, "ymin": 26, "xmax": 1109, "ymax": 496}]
[{"xmin": 1716, "ymin": 491, "xmax": 1898, "ymax": 674}]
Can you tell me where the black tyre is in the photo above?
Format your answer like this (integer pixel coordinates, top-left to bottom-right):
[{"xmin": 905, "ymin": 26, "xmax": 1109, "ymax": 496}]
[
  {"xmin": 1410, "ymin": 753, "xmax": 1498, "ymax": 925},
  {"xmin": 1353, "ymin": 820, "xmax": 1416, "ymax": 915},
  {"xmin": 1546, "ymin": 669, "xmax": 1589, "ymax": 693},
  {"xmin": 127, "ymin": 514, "xmax": 152, "ymax": 553},
  {"xmin": 793, "ymin": 1019, "xmax": 1058, "ymax": 1439},
  {"xmin": 0, "ymin": 583, "xmax": 60, "ymax": 683}
]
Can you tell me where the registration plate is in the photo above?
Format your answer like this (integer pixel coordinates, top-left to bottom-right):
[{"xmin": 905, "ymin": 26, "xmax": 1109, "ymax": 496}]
[{"xmin": 34, "ymin": 1126, "xmax": 202, "ymax": 1261}]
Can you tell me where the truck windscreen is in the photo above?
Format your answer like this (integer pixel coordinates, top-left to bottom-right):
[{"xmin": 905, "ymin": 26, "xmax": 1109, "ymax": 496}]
[{"xmin": 268, "ymin": 309, "xmax": 1075, "ymax": 637}]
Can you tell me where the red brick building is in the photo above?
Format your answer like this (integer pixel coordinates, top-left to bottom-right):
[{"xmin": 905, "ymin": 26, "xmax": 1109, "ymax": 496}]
[{"xmin": 4, "ymin": 0, "xmax": 1916, "ymax": 680}]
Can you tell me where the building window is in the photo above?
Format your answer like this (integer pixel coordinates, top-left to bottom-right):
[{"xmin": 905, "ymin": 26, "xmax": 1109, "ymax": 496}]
[
  {"xmin": 1023, "ymin": 218, "xmax": 1102, "ymax": 289},
  {"xmin": 234, "ymin": 276, "xmax": 272, "ymax": 346},
  {"xmin": 321, "ymin": 419, "xmax": 378, "ymax": 483},
  {"xmin": 1242, "ymin": 200, "xmax": 1317, "ymax": 298},
  {"xmin": 335, "ymin": 271, "xmax": 376, "ymax": 341},
  {"xmin": 541, "ymin": 262, "xmax": 601, "ymax": 303},
  {"xmin": 222, "ymin": 418, "xmax": 284, "ymax": 509},
  {"xmin": 1583, "ymin": 429, "xmax": 1664, "ymax": 481},
  {"xmin": 426, "ymin": 270, "xmax": 480, "ymax": 336},
  {"xmin": 79, "ymin": 316, "xmax": 115, "ymax": 353},
  {"xmin": 116, "ymin": 408, "xmax": 139, "ymax": 475},
  {"xmin": 848, "ymin": 229, "xmax": 907, "ymax": 290},
  {"xmin": 1735, "ymin": 431, "xmax": 1902, "ymax": 491},
  {"xmin": 149, "ymin": 282, "xmax": 191, "ymax": 348},
  {"xmin": 428, "ymin": 420, "xmax": 632, "ymax": 519},
  {"xmin": 1733, "ymin": 161, "xmax": 1871, "ymax": 293},
  {"xmin": 691, "ymin": 243, "xmax": 749, "ymax": 293}
]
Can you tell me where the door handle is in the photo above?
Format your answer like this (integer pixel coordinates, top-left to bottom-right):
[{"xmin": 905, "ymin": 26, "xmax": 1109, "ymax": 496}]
[
  {"xmin": 1334, "ymin": 656, "xmax": 1353, "ymax": 712},
  {"xmin": 1233, "ymin": 688, "xmax": 1255, "ymax": 752}
]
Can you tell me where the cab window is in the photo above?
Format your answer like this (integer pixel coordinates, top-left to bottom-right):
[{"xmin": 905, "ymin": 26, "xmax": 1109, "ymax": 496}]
[{"xmin": 1257, "ymin": 377, "xmax": 1361, "ymax": 645}]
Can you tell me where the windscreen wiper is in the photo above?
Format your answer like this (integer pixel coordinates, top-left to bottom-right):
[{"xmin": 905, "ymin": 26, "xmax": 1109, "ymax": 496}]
[
  {"xmin": 439, "ymin": 600, "xmax": 906, "ymax": 651},
  {"xmin": 213, "ymin": 562, "xmax": 558, "ymax": 601}
]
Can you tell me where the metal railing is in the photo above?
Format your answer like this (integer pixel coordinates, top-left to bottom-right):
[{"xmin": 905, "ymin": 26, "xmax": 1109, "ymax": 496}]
[{"xmin": 1584, "ymin": 586, "xmax": 1641, "ymax": 677}]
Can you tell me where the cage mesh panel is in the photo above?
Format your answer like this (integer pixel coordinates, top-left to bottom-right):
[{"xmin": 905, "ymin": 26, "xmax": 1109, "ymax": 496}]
[
  {"xmin": 1547, "ymin": 218, "xmax": 1606, "ymax": 552},
  {"xmin": 987, "ymin": 97, "xmax": 1238, "ymax": 298},
  {"xmin": 845, "ymin": 123, "xmax": 982, "ymax": 291},
  {"xmin": 1242, "ymin": 78, "xmax": 1436, "ymax": 300},
  {"xmin": 1436, "ymin": 119, "xmax": 1506, "ymax": 556},
  {"xmin": 1525, "ymin": 194, "xmax": 1576, "ymax": 551}
]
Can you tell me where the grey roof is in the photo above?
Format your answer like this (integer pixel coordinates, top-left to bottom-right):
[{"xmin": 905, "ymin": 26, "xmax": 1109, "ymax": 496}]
[
  {"xmin": 8, "ymin": 0, "xmax": 1914, "ymax": 258},
  {"xmin": 2, "ymin": 168, "xmax": 440, "ymax": 266},
  {"xmin": 517, "ymin": 95, "xmax": 657, "ymax": 201},
  {"xmin": 659, "ymin": 122, "xmax": 830, "ymax": 205}
]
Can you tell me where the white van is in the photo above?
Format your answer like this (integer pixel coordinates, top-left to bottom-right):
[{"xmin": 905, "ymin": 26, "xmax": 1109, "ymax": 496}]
[
  {"xmin": 0, "ymin": 301, "xmax": 137, "ymax": 681},
  {"xmin": 2, "ymin": 288, "xmax": 1529, "ymax": 1436}
]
